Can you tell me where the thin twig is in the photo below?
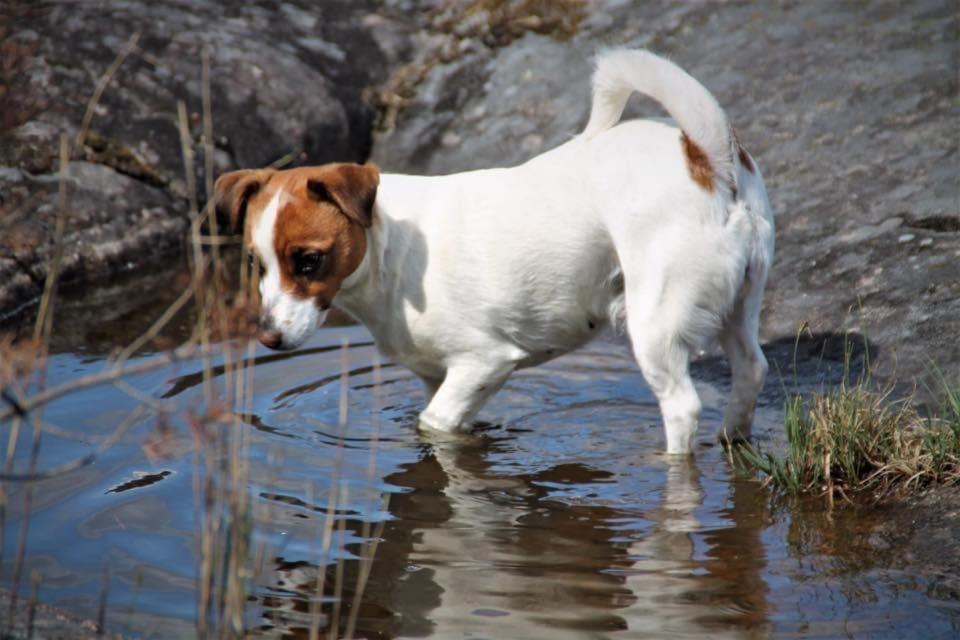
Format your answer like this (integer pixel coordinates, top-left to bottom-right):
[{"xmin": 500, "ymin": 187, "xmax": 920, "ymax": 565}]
[
  {"xmin": 32, "ymin": 134, "xmax": 70, "ymax": 345},
  {"xmin": 177, "ymin": 100, "xmax": 199, "ymax": 222},
  {"xmin": 201, "ymin": 47, "xmax": 219, "ymax": 266},
  {"xmin": 5, "ymin": 135, "xmax": 71, "ymax": 626},
  {"xmin": 0, "ymin": 344, "xmax": 212, "ymax": 423},
  {"xmin": 75, "ymin": 32, "xmax": 141, "ymax": 152},
  {"xmin": 0, "ymin": 404, "xmax": 151, "ymax": 482},
  {"xmin": 112, "ymin": 269, "xmax": 201, "ymax": 363},
  {"xmin": 26, "ymin": 569, "xmax": 40, "ymax": 640},
  {"xmin": 328, "ymin": 484, "xmax": 348, "ymax": 640},
  {"xmin": 344, "ymin": 496, "xmax": 389, "ymax": 640}
]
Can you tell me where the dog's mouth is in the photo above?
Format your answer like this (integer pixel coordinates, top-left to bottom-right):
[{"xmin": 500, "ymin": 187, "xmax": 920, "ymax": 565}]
[{"xmin": 255, "ymin": 307, "xmax": 329, "ymax": 351}]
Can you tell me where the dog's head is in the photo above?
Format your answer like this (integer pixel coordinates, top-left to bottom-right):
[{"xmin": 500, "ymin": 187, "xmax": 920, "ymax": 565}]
[{"xmin": 213, "ymin": 163, "xmax": 379, "ymax": 350}]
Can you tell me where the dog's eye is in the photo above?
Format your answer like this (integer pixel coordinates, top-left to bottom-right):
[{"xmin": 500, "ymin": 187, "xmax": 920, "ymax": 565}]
[{"xmin": 293, "ymin": 250, "xmax": 325, "ymax": 277}]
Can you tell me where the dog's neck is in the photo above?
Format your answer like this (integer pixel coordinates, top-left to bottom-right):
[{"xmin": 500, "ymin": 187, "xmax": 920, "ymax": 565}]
[{"xmin": 334, "ymin": 208, "xmax": 390, "ymax": 329}]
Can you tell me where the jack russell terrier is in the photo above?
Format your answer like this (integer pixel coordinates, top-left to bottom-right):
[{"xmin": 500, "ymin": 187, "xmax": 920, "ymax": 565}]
[{"xmin": 214, "ymin": 49, "xmax": 774, "ymax": 454}]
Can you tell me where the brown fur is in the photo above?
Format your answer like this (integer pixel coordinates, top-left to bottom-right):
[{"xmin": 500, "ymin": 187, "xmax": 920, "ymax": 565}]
[
  {"xmin": 213, "ymin": 168, "xmax": 274, "ymax": 232},
  {"xmin": 680, "ymin": 131, "xmax": 714, "ymax": 192},
  {"xmin": 214, "ymin": 163, "xmax": 380, "ymax": 310}
]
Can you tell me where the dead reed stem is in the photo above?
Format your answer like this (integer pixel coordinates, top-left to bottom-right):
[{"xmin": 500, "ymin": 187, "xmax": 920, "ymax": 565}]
[
  {"xmin": 0, "ymin": 405, "xmax": 150, "ymax": 483},
  {"xmin": 4, "ymin": 134, "xmax": 71, "ymax": 627},
  {"xmin": 344, "ymin": 497, "xmax": 389, "ymax": 640},
  {"xmin": 344, "ymin": 354, "xmax": 385, "ymax": 639},
  {"xmin": 201, "ymin": 47, "xmax": 219, "ymax": 269},
  {"xmin": 0, "ymin": 343, "xmax": 213, "ymax": 423},
  {"xmin": 74, "ymin": 32, "xmax": 141, "ymax": 152},
  {"xmin": 112, "ymin": 279, "xmax": 198, "ymax": 363},
  {"xmin": 26, "ymin": 569, "xmax": 40, "ymax": 640},
  {"xmin": 0, "ymin": 26, "xmax": 395, "ymax": 637},
  {"xmin": 307, "ymin": 339, "xmax": 352, "ymax": 639},
  {"xmin": 328, "ymin": 483, "xmax": 349, "ymax": 640},
  {"xmin": 1, "ymin": 32, "xmax": 145, "ymax": 620}
]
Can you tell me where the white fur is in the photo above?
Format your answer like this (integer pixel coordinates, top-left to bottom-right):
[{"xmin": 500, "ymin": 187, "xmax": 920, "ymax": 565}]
[
  {"xmin": 584, "ymin": 49, "xmax": 736, "ymax": 191},
  {"xmin": 253, "ymin": 191, "xmax": 326, "ymax": 348},
  {"xmin": 312, "ymin": 49, "xmax": 773, "ymax": 453}
]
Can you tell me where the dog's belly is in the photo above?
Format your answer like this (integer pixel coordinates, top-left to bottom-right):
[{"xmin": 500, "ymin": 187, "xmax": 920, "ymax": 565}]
[
  {"xmin": 508, "ymin": 293, "xmax": 619, "ymax": 369},
  {"xmin": 364, "ymin": 277, "xmax": 620, "ymax": 382}
]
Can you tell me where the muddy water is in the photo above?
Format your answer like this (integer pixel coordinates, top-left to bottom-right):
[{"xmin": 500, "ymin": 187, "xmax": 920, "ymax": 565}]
[{"xmin": 1, "ymin": 268, "xmax": 957, "ymax": 638}]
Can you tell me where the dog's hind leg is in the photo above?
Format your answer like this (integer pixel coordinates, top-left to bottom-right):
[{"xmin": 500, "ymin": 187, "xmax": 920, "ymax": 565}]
[
  {"xmin": 634, "ymin": 335, "xmax": 702, "ymax": 455},
  {"xmin": 418, "ymin": 359, "xmax": 515, "ymax": 433},
  {"xmin": 624, "ymin": 280, "xmax": 702, "ymax": 455},
  {"xmin": 719, "ymin": 271, "xmax": 768, "ymax": 444}
]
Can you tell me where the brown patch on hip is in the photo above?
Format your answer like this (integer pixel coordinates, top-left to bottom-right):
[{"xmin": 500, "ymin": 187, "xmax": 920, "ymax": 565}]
[{"xmin": 680, "ymin": 131, "xmax": 715, "ymax": 192}]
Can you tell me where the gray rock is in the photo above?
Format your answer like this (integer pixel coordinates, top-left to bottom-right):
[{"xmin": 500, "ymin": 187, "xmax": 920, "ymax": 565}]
[{"xmin": 0, "ymin": 0, "xmax": 398, "ymax": 318}]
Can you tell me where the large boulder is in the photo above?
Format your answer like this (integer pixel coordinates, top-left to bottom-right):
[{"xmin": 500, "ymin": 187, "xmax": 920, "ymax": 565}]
[
  {"xmin": 0, "ymin": 0, "xmax": 398, "ymax": 319},
  {"xmin": 371, "ymin": 0, "xmax": 959, "ymax": 384}
]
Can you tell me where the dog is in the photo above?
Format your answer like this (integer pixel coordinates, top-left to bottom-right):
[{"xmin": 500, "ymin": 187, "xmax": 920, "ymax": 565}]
[{"xmin": 213, "ymin": 49, "xmax": 774, "ymax": 454}]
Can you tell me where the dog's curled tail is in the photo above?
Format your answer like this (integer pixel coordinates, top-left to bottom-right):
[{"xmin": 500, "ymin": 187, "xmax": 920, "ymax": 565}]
[{"xmin": 583, "ymin": 49, "xmax": 736, "ymax": 194}]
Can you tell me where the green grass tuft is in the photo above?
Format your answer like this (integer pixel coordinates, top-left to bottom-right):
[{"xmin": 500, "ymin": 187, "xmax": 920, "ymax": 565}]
[{"xmin": 737, "ymin": 379, "xmax": 960, "ymax": 503}]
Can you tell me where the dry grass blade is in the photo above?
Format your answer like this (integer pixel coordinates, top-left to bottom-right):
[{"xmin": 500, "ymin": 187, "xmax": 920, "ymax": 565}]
[
  {"xmin": 31, "ymin": 135, "xmax": 70, "ymax": 346},
  {"xmin": 1, "ymin": 29, "xmax": 143, "ymax": 613},
  {"xmin": 201, "ymin": 47, "xmax": 220, "ymax": 268},
  {"xmin": 74, "ymin": 32, "xmax": 141, "ymax": 152},
  {"xmin": 0, "ymin": 343, "xmax": 212, "ymax": 423},
  {"xmin": 738, "ymin": 378, "xmax": 960, "ymax": 504},
  {"xmin": 112, "ymin": 276, "xmax": 199, "ymax": 363},
  {"xmin": 3, "ymin": 135, "xmax": 72, "ymax": 626},
  {"xmin": 0, "ymin": 405, "xmax": 151, "ymax": 482},
  {"xmin": 344, "ymin": 496, "xmax": 389, "ymax": 640},
  {"xmin": 344, "ymin": 354, "xmax": 384, "ymax": 639},
  {"xmin": 0, "ymin": 22, "xmax": 402, "ymax": 635},
  {"xmin": 328, "ymin": 485, "xmax": 349, "ymax": 640}
]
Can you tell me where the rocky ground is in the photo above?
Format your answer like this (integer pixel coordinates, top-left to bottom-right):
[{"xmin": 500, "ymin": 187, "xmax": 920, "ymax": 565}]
[
  {"xmin": 0, "ymin": 0, "xmax": 393, "ymax": 319},
  {"xmin": 0, "ymin": 589, "xmax": 119, "ymax": 640},
  {"xmin": 1, "ymin": 0, "xmax": 958, "ymax": 387}
]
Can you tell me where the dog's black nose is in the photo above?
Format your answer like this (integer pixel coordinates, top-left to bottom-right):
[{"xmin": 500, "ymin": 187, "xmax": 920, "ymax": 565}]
[{"xmin": 258, "ymin": 329, "xmax": 283, "ymax": 350}]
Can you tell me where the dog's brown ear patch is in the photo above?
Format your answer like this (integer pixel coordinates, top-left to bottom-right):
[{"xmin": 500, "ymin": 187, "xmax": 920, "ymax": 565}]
[
  {"xmin": 680, "ymin": 131, "xmax": 714, "ymax": 192},
  {"xmin": 306, "ymin": 163, "xmax": 380, "ymax": 228},
  {"xmin": 213, "ymin": 169, "xmax": 272, "ymax": 232}
]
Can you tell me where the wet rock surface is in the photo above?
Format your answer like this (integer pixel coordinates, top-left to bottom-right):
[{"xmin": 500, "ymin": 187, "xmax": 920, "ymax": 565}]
[
  {"xmin": 0, "ymin": 588, "xmax": 118, "ymax": 640},
  {"xmin": 2, "ymin": 0, "xmax": 958, "ymax": 386}
]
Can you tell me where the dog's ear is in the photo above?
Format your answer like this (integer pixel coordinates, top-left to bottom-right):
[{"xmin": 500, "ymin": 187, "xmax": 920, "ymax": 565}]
[
  {"xmin": 213, "ymin": 169, "xmax": 271, "ymax": 233},
  {"xmin": 306, "ymin": 163, "xmax": 380, "ymax": 228}
]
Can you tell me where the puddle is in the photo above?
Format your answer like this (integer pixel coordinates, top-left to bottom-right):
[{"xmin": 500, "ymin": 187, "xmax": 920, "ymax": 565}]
[{"xmin": 0, "ymin": 266, "xmax": 957, "ymax": 638}]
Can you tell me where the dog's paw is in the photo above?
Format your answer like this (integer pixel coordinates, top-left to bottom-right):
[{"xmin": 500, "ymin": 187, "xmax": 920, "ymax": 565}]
[{"xmin": 417, "ymin": 410, "xmax": 464, "ymax": 434}]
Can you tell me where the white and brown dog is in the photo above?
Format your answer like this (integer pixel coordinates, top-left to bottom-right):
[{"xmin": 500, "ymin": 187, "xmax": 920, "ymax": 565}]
[{"xmin": 214, "ymin": 49, "xmax": 774, "ymax": 454}]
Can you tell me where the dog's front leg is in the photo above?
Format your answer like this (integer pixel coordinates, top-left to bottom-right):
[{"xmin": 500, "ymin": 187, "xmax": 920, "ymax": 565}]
[
  {"xmin": 418, "ymin": 359, "xmax": 515, "ymax": 433},
  {"xmin": 418, "ymin": 375, "xmax": 443, "ymax": 404}
]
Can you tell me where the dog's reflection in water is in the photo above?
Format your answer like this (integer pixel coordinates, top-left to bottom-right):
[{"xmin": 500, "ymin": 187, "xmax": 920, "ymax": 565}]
[
  {"xmin": 404, "ymin": 431, "xmax": 770, "ymax": 638},
  {"xmin": 257, "ymin": 433, "xmax": 770, "ymax": 638}
]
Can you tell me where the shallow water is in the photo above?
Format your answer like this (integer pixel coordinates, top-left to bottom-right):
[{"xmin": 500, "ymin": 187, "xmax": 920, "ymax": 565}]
[{"xmin": 1, "ymin": 268, "xmax": 958, "ymax": 638}]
